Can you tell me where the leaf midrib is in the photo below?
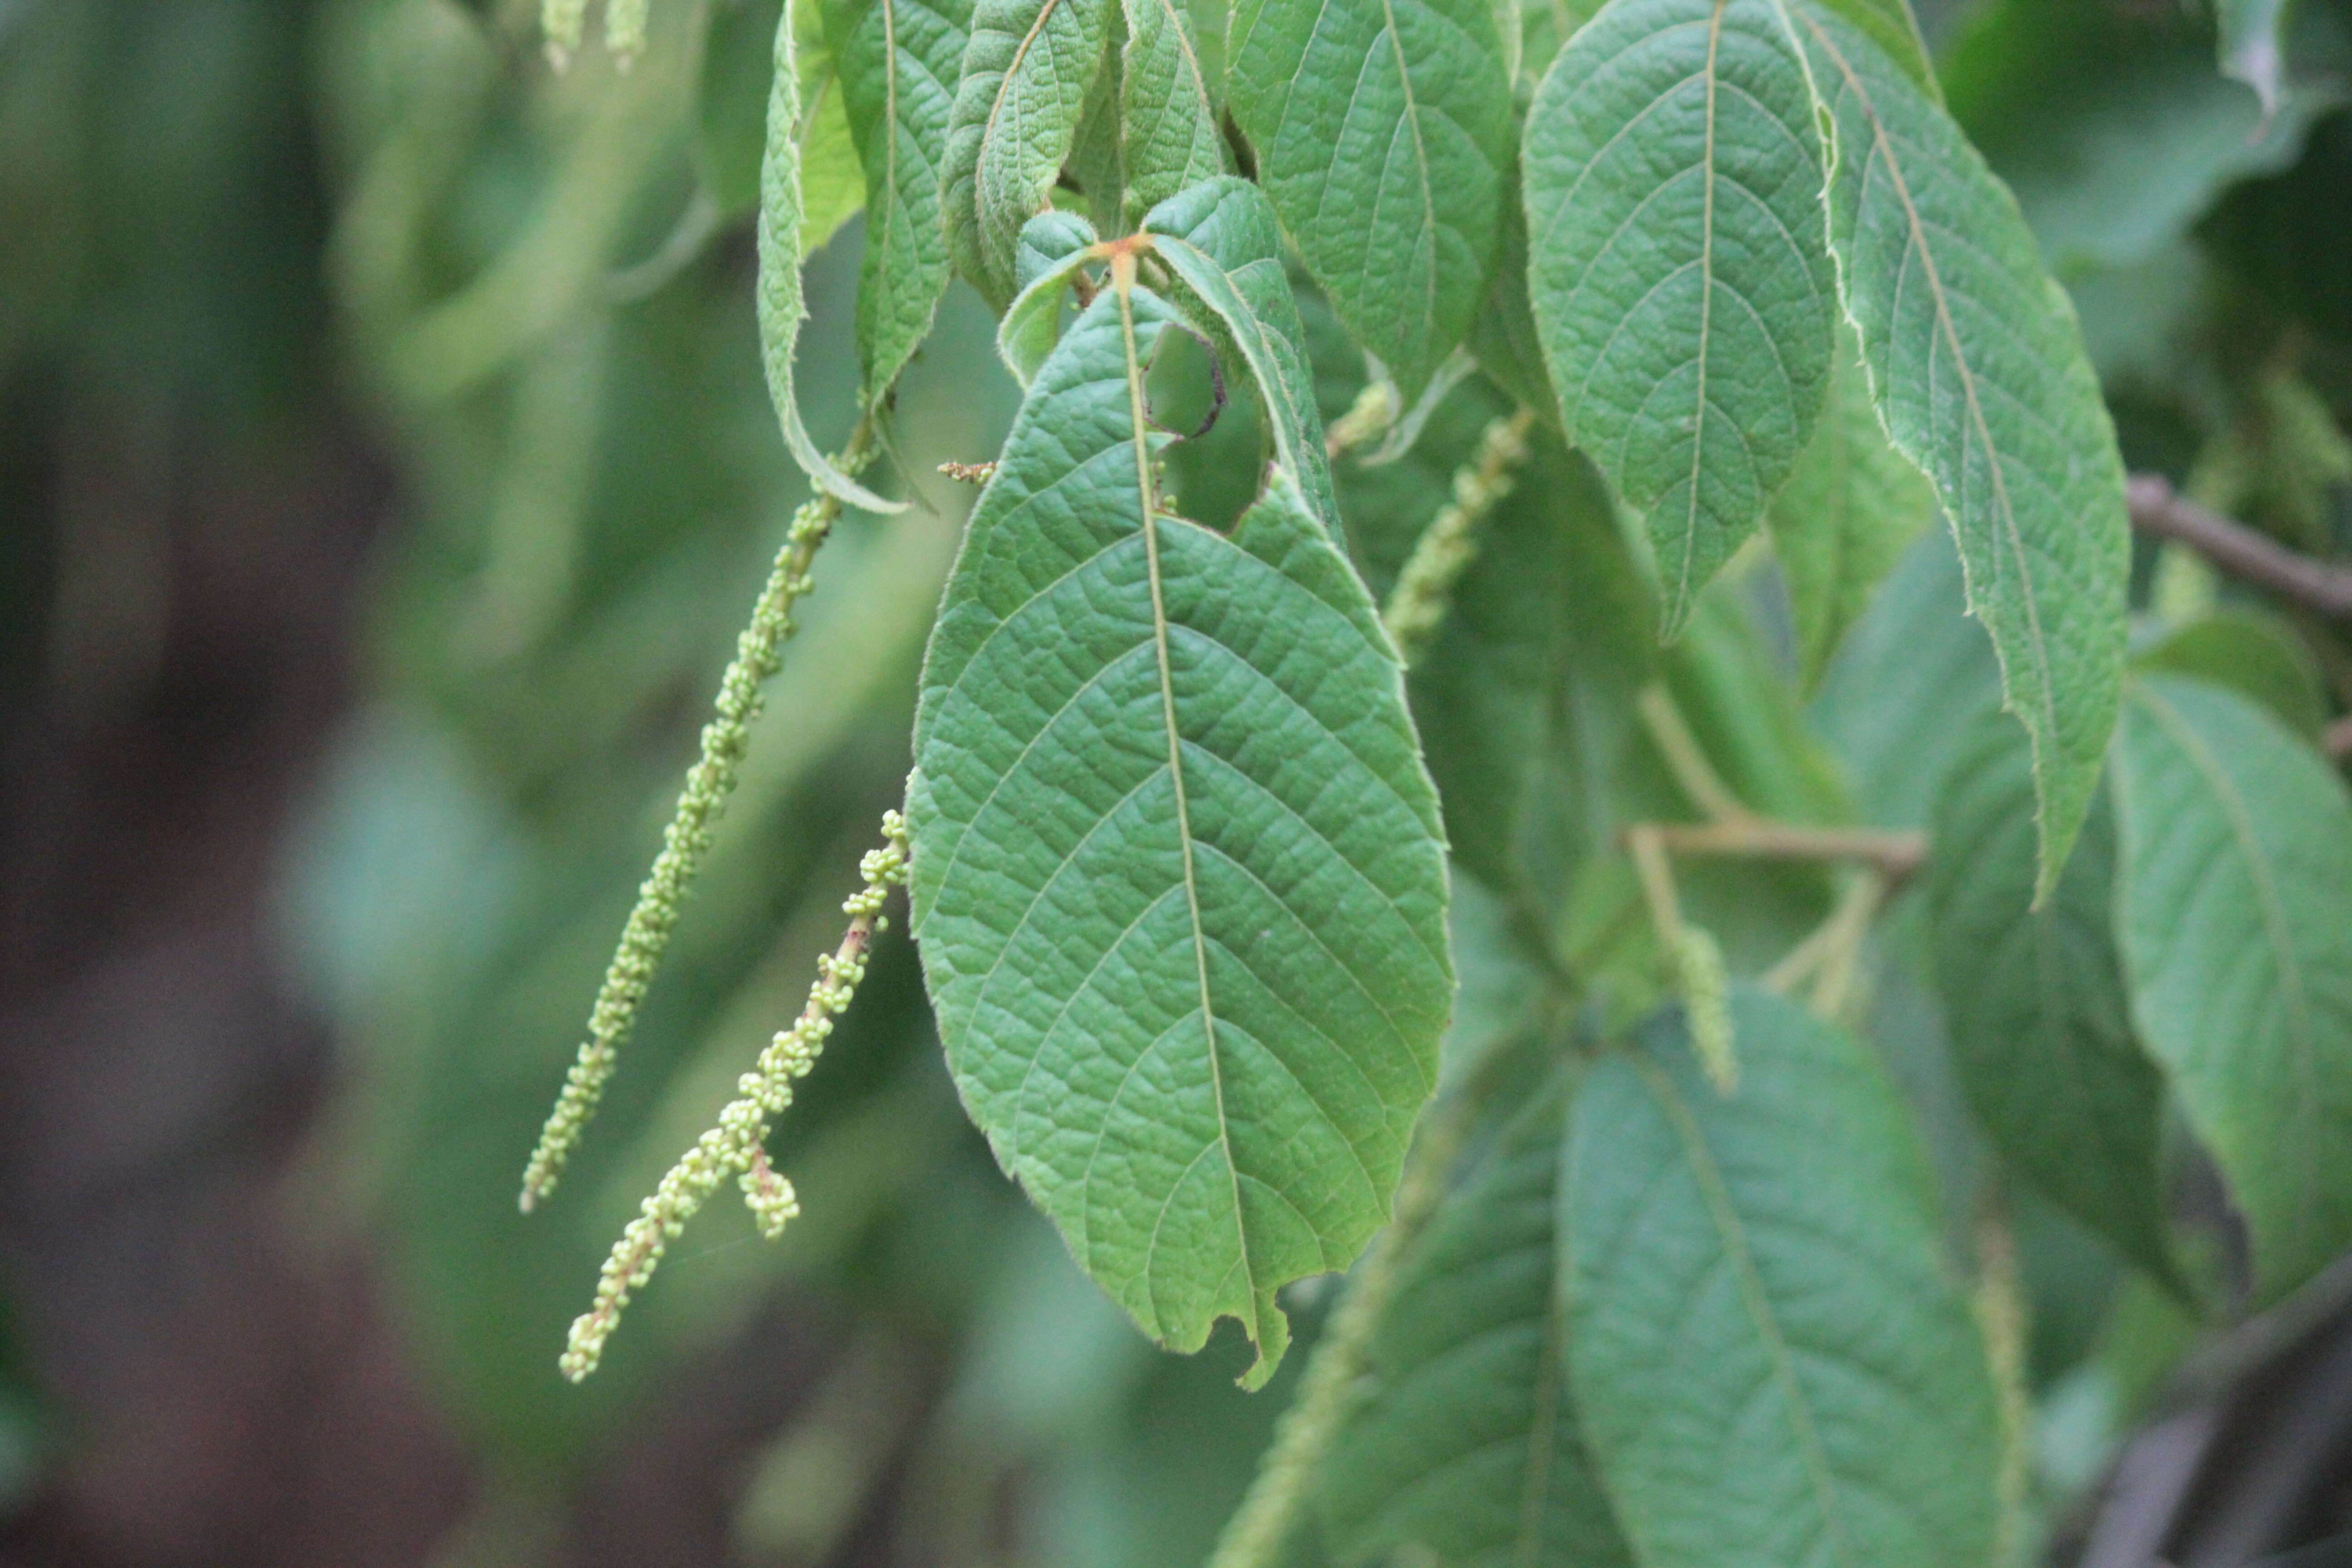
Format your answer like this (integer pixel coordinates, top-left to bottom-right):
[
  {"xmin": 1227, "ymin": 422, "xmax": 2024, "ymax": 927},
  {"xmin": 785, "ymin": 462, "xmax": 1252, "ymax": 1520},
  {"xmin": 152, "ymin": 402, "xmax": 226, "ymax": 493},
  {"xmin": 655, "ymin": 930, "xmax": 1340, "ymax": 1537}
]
[
  {"xmin": 1114, "ymin": 264, "xmax": 1261, "ymax": 1319},
  {"xmin": 1792, "ymin": 6, "xmax": 2061, "ymax": 783},
  {"xmin": 1637, "ymin": 1053, "xmax": 1857, "ymax": 1568},
  {"xmin": 2130, "ymin": 681, "xmax": 2321, "ymax": 1261},
  {"xmin": 1669, "ymin": 0, "xmax": 1728, "ymax": 626}
]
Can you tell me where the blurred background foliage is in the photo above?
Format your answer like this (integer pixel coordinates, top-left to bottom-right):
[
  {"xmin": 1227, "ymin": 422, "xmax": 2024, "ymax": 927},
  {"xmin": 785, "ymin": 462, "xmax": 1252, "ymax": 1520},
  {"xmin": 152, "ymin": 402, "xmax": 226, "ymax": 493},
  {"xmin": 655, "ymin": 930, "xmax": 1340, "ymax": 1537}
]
[{"xmin": 1, "ymin": 0, "xmax": 2351, "ymax": 1564}]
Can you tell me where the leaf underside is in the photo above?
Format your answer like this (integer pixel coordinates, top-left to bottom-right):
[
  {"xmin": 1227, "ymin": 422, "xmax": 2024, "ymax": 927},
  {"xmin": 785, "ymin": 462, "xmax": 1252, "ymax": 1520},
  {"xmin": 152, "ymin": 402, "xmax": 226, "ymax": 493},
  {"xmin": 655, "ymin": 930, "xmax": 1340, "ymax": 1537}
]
[
  {"xmin": 2112, "ymin": 676, "xmax": 2352, "ymax": 1302},
  {"xmin": 1523, "ymin": 0, "xmax": 1838, "ymax": 637},
  {"xmin": 907, "ymin": 276, "xmax": 1453, "ymax": 1388},
  {"xmin": 1792, "ymin": 0, "xmax": 2129, "ymax": 892},
  {"xmin": 945, "ymin": 0, "xmax": 1114, "ymax": 306},
  {"xmin": 1564, "ymin": 988, "xmax": 2004, "ymax": 1568}
]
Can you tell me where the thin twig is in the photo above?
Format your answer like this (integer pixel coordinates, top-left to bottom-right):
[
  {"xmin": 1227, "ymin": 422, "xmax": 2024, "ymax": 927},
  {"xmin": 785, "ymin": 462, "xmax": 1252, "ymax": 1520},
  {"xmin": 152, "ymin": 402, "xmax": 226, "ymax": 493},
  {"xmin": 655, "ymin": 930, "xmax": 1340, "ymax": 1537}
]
[
  {"xmin": 2127, "ymin": 473, "xmax": 2352, "ymax": 620},
  {"xmin": 1641, "ymin": 819, "xmax": 1928, "ymax": 882},
  {"xmin": 1636, "ymin": 684, "xmax": 1754, "ymax": 824}
]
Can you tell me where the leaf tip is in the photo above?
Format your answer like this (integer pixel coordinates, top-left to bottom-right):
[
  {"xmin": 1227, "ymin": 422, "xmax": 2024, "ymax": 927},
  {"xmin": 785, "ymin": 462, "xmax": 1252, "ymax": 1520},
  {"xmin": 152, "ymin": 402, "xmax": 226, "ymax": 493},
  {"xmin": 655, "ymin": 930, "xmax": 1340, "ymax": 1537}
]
[{"xmin": 1234, "ymin": 1290, "xmax": 1292, "ymax": 1391}]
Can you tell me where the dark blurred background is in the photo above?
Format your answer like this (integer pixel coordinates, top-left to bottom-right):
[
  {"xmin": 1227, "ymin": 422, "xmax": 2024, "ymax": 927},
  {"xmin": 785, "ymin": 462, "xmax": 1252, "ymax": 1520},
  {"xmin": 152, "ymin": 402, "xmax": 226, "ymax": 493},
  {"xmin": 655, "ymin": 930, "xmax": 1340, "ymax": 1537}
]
[{"xmin": 6, "ymin": 1, "xmax": 2352, "ymax": 1565}]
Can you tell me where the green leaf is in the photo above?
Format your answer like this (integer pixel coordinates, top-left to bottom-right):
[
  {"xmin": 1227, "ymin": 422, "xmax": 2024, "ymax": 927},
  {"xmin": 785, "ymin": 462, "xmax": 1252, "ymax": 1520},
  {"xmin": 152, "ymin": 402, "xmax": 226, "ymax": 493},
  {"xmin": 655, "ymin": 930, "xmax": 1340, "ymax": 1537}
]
[
  {"xmin": 944, "ymin": 0, "xmax": 1116, "ymax": 306},
  {"xmin": 1225, "ymin": 0, "xmax": 1516, "ymax": 402},
  {"xmin": 1808, "ymin": 529, "xmax": 2001, "ymax": 829},
  {"xmin": 795, "ymin": 0, "xmax": 868, "ymax": 255},
  {"xmin": 2111, "ymin": 675, "xmax": 2352, "ymax": 1301},
  {"xmin": 1067, "ymin": 26, "xmax": 1127, "ymax": 232},
  {"xmin": 1791, "ymin": 0, "xmax": 2132, "ymax": 895},
  {"xmin": 1927, "ymin": 710, "xmax": 2175, "ymax": 1283},
  {"xmin": 2135, "ymin": 611, "xmax": 2327, "ymax": 742},
  {"xmin": 1563, "ymin": 987, "xmax": 2005, "ymax": 1568},
  {"xmin": 823, "ymin": 0, "xmax": 972, "ymax": 404},
  {"xmin": 1144, "ymin": 178, "xmax": 1344, "ymax": 535},
  {"xmin": 1321, "ymin": 1085, "xmax": 1635, "ymax": 1568},
  {"xmin": 906, "ymin": 275, "xmax": 1454, "ymax": 1390},
  {"xmin": 1119, "ymin": 0, "xmax": 1227, "ymax": 220},
  {"xmin": 1522, "ymin": 0, "xmax": 1839, "ymax": 637},
  {"xmin": 1767, "ymin": 329, "xmax": 1936, "ymax": 691},
  {"xmin": 1464, "ymin": 182, "xmax": 1557, "ymax": 429},
  {"xmin": 1808, "ymin": 0, "xmax": 1933, "ymax": 98},
  {"xmin": 759, "ymin": 0, "xmax": 903, "ymax": 511},
  {"xmin": 1413, "ymin": 432, "xmax": 1652, "ymax": 910}
]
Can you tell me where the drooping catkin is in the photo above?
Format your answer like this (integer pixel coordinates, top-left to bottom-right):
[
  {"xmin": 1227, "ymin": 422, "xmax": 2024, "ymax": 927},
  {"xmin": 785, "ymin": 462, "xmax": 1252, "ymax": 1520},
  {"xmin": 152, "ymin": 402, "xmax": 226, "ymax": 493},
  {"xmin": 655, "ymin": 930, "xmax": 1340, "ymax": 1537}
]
[
  {"xmin": 559, "ymin": 815, "xmax": 910, "ymax": 1381},
  {"xmin": 519, "ymin": 424, "xmax": 876, "ymax": 1213},
  {"xmin": 1676, "ymin": 924, "xmax": 1737, "ymax": 1094},
  {"xmin": 542, "ymin": 0, "xmax": 589, "ymax": 67},
  {"xmin": 1379, "ymin": 407, "xmax": 1536, "ymax": 666},
  {"xmin": 602, "ymin": 0, "xmax": 651, "ymax": 61}
]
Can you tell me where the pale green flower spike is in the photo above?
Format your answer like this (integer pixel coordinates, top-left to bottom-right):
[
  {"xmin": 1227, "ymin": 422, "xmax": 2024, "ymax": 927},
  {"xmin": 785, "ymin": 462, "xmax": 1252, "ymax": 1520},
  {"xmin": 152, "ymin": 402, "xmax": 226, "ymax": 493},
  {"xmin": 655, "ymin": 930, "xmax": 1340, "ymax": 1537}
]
[
  {"xmin": 603, "ymin": 0, "xmax": 651, "ymax": 61},
  {"xmin": 1378, "ymin": 406, "xmax": 1535, "ymax": 666},
  {"xmin": 520, "ymin": 423, "xmax": 877, "ymax": 1213},
  {"xmin": 541, "ymin": 0, "xmax": 589, "ymax": 67},
  {"xmin": 560, "ymin": 813, "xmax": 911, "ymax": 1382},
  {"xmin": 1676, "ymin": 923, "xmax": 1738, "ymax": 1095},
  {"xmin": 540, "ymin": 0, "xmax": 649, "ymax": 68}
]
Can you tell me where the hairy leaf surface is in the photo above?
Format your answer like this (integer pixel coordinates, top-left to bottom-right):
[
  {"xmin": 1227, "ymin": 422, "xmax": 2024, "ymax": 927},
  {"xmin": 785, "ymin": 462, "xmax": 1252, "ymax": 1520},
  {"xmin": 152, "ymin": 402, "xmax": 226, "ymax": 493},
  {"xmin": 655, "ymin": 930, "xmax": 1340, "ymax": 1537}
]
[
  {"xmin": 2112, "ymin": 676, "xmax": 2352, "ymax": 1301},
  {"xmin": 824, "ymin": 0, "xmax": 972, "ymax": 403},
  {"xmin": 1768, "ymin": 332, "xmax": 1934, "ymax": 690},
  {"xmin": 1120, "ymin": 0, "xmax": 1227, "ymax": 219},
  {"xmin": 1928, "ymin": 711, "xmax": 2174, "ymax": 1281},
  {"xmin": 1226, "ymin": 0, "xmax": 1516, "ymax": 401},
  {"xmin": 945, "ymin": 0, "xmax": 1115, "ymax": 306},
  {"xmin": 1322, "ymin": 1088, "xmax": 1635, "ymax": 1568},
  {"xmin": 906, "ymin": 278, "xmax": 1453, "ymax": 1388},
  {"xmin": 1792, "ymin": 0, "xmax": 2130, "ymax": 892},
  {"xmin": 1564, "ymin": 988, "xmax": 2004, "ymax": 1568},
  {"xmin": 760, "ymin": 0, "xmax": 902, "ymax": 510},
  {"xmin": 1524, "ymin": 0, "xmax": 1839, "ymax": 636}
]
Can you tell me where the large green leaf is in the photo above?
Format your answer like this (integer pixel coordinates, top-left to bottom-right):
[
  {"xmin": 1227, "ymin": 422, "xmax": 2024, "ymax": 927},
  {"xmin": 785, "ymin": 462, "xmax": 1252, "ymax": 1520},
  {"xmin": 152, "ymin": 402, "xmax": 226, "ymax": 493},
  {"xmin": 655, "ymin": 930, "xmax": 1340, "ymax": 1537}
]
[
  {"xmin": 1118, "ymin": 0, "xmax": 1226, "ymax": 219},
  {"xmin": 944, "ymin": 0, "xmax": 1115, "ymax": 307},
  {"xmin": 1790, "ymin": 0, "xmax": 2131, "ymax": 894},
  {"xmin": 2111, "ymin": 675, "xmax": 2352, "ymax": 1302},
  {"xmin": 759, "ymin": 0, "xmax": 901, "ymax": 510},
  {"xmin": 1522, "ymin": 0, "xmax": 1838, "ymax": 637},
  {"xmin": 1927, "ymin": 710, "xmax": 2174, "ymax": 1283},
  {"xmin": 906, "ymin": 274, "xmax": 1454, "ymax": 1390},
  {"xmin": 1321, "ymin": 1086, "xmax": 1635, "ymax": 1568},
  {"xmin": 1563, "ymin": 988, "xmax": 2004, "ymax": 1568},
  {"xmin": 1225, "ymin": 0, "xmax": 1515, "ymax": 402},
  {"xmin": 1767, "ymin": 330, "xmax": 1934, "ymax": 691},
  {"xmin": 823, "ymin": 0, "xmax": 972, "ymax": 404}
]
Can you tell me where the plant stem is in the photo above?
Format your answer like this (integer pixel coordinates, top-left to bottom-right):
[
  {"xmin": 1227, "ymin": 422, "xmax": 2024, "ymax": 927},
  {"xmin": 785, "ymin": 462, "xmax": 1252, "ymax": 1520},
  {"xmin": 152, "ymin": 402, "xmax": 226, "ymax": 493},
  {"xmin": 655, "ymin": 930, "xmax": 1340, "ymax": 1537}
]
[
  {"xmin": 2127, "ymin": 472, "xmax": 2352, "ymax": 619},
  {"xmin": 1643, "ymin": 819, "xmax": 1927, "ymax": 881},
  {"xmin": 1636, "ymin": 683, "xmax": 1753, "ymax": 824}
]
